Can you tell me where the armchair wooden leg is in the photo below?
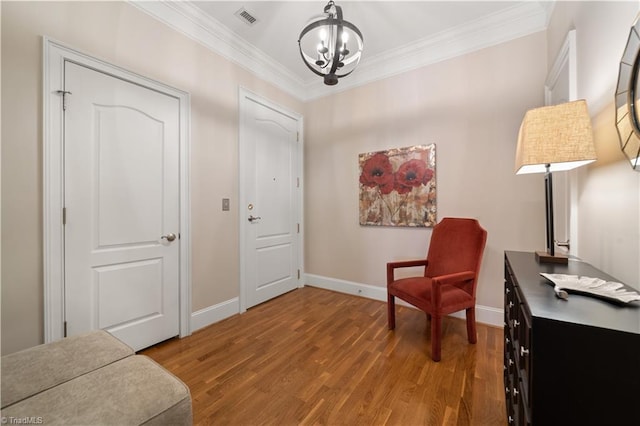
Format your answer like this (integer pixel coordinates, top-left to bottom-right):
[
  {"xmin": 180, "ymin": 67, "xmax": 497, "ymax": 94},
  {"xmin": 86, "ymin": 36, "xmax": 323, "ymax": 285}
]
[
  {"xmin": 431, "ymin": 314, "xmax": 441, "ymax": 362},
  {"xmin": 387, "ymin": 294, "xmax": 396, "ymax": 330},
  {"xmin": 466, "ymin": 307, "xmax": 477, "ymax": 344}
]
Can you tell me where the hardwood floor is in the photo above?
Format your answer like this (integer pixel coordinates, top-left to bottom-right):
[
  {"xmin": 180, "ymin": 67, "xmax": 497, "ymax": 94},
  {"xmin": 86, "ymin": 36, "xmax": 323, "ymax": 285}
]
[{"xmin": 141, "ymin": 286, "xmax": 506, "ymax": 426}]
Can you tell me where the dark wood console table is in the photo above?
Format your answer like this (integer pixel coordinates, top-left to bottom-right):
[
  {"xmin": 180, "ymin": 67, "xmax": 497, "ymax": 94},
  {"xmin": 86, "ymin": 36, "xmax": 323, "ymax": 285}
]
[{"xmin": 504, "ymin": 251, "xmax": 640, "ymax": 426}]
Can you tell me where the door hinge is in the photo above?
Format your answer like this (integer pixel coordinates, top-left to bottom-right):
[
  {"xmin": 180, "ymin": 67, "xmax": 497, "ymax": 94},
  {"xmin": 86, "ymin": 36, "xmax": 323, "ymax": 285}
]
[
  {"xmin": 297, "ymin": 269, "xmax": 300, "ymax": 280},
  {"xmin": 297, "ymin": 132, "xmax": 299, "ymax": 142},
  {"xmin": 63, "ymin": 321, "xmax": 68, "ymax": 338},
  {"xmin": 297, "ymin": 223, "xmax": 300, "ymax": 233},
  {"xmin": 62, "ymin": 207, "xmax": 67, "ymax": 225},
  {"xmin": 297, "ymin": 177, "xmax": 300, "ymax": 188},
  {"xmin": 56, "ymin": 90, "xmax": 72, "ymax": 111}
]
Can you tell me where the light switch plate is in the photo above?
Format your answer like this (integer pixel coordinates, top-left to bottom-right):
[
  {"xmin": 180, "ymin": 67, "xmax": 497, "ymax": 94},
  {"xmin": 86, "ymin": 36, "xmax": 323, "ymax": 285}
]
[{"xmin": 222, "ymin": 198, "xmax": 230, "ymax": 211}]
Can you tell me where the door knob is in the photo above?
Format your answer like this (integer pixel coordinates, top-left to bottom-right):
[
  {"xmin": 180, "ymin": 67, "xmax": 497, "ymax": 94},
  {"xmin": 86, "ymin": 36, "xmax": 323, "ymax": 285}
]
[
  {"xmin": 248, "ymin": 215, "xmax": 261, "ymax": 222},
  {"xmin": 161, "ymin": 233, "xmax": 177, "ymax": 242}
]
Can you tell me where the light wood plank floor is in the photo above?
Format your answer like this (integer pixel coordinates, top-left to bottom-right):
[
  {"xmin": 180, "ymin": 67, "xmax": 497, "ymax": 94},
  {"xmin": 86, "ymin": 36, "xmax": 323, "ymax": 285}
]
[{"xmin": 141, "ymin": 286, "xmax": 506, "ymax": 426}]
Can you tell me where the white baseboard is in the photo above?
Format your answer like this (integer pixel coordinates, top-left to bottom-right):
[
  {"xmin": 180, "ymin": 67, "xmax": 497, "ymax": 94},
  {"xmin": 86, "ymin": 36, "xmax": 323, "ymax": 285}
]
[
  {"xmin": 189, "ymin": 276, "xmax": 504, "ymax": 332},
  {"xmin": 191, "ymin": 297, "xmax": 240, "ymax": 332},
  {"xmin": 304, "ymin": 273, "xmax": 504, "ymax": 328}
]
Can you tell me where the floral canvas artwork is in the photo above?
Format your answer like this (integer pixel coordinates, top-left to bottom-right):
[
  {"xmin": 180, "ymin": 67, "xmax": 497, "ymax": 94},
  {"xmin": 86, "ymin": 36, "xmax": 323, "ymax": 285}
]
[{"xmin": 359, "ymin": 144, "xmax": 436, "ymax": 227}]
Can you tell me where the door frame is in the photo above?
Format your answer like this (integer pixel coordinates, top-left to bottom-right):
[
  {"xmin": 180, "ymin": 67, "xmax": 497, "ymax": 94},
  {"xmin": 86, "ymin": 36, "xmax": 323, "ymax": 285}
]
[
  {"xmin": 544, "ymin": 29, "xmax": 577, "ymax": 256},
  {"xmin": 238, "ymin": 87, "xmax": 304, "ymax": 312},
  {"xmin": 43, "ymin": 37, "xmax": 192, "ymax": 343}
]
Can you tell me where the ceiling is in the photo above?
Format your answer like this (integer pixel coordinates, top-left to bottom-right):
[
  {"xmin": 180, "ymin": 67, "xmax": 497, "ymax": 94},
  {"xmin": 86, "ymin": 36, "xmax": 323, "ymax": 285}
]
[{"xmin": 132, "ymin": 1, "xmax": 554, "ymax": 100}]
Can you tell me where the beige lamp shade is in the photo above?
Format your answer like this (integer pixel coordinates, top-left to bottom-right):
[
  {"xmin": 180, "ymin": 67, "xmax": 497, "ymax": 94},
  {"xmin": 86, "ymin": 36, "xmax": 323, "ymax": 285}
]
[{"xmin": 515, "ymin": 99, "xmax": 596, "ymax": 174}]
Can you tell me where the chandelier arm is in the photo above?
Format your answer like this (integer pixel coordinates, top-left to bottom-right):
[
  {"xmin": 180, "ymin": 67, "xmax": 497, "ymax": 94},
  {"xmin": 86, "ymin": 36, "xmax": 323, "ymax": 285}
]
[
  {"xmin": 332, "ymin": 67, "xmax": 359, "ymax": 79},
  {"xmin": 297, "ymin": 42, "xmax": 330, "ymax": 78}
]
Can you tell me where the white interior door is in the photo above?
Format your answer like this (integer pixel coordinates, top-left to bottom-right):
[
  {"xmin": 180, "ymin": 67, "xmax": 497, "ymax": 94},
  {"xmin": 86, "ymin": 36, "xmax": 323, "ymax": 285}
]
[
  {"xmin": 64, "ymin": 61, "xmax": 180, "ymax": 351},
  {"xmin": 240, "ymin": 90, "xmax": 301, "ymax": 310}
]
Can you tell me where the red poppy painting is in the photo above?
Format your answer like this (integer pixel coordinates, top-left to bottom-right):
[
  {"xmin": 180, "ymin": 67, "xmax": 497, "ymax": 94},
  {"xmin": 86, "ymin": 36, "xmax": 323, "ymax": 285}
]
[{"xmin": 359, "ymin": 144, "xmax": 436, "ymax": 227}]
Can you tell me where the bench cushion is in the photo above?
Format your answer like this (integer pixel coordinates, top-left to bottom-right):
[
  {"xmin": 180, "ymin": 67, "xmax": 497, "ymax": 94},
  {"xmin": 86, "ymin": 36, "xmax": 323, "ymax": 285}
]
[
  {"xmin": 1, "ymin": 330, "xmax": 134, "ymax": 408},
  {"xmin": 1, "ymin": 355, "xmax": 192, "ymax": 425}
]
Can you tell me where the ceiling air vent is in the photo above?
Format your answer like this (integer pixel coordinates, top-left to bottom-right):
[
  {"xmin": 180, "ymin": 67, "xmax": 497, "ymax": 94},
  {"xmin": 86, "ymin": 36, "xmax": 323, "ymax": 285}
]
[{"xmin": 234, "ymin": 7, "xmax": 259, "ymax": 26}]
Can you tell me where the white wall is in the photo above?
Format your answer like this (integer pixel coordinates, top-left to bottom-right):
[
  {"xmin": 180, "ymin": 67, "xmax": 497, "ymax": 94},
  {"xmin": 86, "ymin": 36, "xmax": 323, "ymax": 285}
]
[
  {"xmin": 0, "ymin": 1, "xmax": 303, "ymax": 355},
  {"xmin": 548, "ymin": 1, "xmax": 640, "ymax": 286},
  {"xmin": 303, "ymin": 32, "xmax": 548, "ymax": 312},
  {"xmin": 4, "ymin": 1, "xmax": 637, "ymax": 355}
]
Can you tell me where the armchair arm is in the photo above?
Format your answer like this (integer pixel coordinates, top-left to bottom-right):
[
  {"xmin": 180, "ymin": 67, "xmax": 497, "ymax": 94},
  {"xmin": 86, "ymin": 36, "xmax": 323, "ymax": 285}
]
[
  {"xmin": 387, "ymin": 259, "xmax": 428, "ymax": 285},
  {"xmin": 431, "ymin": 271, "xmax": 476, "ymax": 306},
  {"xmin": 431, "ymin": 271, "xmax": 476, "ymax": 287}
]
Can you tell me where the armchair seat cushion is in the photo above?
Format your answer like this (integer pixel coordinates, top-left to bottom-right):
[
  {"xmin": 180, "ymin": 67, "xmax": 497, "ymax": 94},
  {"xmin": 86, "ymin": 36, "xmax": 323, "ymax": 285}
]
[{"xmin": 389, "ymin": 277, "xmax": 473, "ymax": 315}]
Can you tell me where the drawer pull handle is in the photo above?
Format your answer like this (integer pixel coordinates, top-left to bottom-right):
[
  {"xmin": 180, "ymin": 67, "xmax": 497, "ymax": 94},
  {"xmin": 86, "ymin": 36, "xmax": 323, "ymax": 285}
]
[
  {"xmin": 509, "ymin": 301, "xmax": 514, "ymax": 308},
  {"xmin": 521, "ymin": 346, "xmax": 530, "ymax": 356},
  {"xmin": 509, "ymin": 359, "xmax": 514, "ymax": 366},
  {"xmin": 505, "ymin": 337, "xmax": 510, "ymax": 344},
  {"xmin": 508, "ymin": 415, "xmax": 514, "ymax": 423},
  {"xmin": 513, "ymin": 388, "xmax": 519, "ymax": 396},
  {"xmin": 513, "ymin": 320, "xmax": 520, "ymax": 327},
  {"xmin": 506, "ymin": 288, "xmax": 511, "ymax": 294}
]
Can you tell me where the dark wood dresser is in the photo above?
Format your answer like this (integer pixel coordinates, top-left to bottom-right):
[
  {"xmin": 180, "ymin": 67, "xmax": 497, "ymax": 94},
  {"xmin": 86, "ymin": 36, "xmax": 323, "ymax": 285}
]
[{"xmin": 504, "ymin": 251, "xmax": 640, "ymax": 426}]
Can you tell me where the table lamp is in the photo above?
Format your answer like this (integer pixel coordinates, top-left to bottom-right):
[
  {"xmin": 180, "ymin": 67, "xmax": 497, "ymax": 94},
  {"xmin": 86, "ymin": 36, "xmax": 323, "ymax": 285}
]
[{"xmin": 515, "ymin": 99, "xmax": 597, "ymax": 264}]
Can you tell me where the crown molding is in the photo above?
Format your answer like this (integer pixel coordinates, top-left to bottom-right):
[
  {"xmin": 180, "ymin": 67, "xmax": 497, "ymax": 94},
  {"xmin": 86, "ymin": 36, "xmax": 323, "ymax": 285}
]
[
  {"xmin": 129, "ymin": 0, "xmax": 308, "ymax": 100},
  {"xmin": 131, "ymin": 1, "xmax": 552, "ymax": 102},
  {"xmin": 303, "ymin": 1, "xmax": 551, "ymax": 100}
]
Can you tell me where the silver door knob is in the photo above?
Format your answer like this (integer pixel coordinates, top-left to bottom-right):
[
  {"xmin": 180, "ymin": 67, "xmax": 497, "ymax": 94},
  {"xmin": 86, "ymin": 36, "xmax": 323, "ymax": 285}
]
[
  {"xmin": 161, "ymin": 233, "xmax": 177, "ymax": 242},
  {"xmin": 248, "ymin": 215, "xmax": 261, "ymax": 222}
]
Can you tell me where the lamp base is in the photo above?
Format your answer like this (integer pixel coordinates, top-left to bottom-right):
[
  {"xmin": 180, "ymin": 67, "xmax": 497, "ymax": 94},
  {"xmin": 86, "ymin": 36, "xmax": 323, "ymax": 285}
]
[{"xmin": 535, "ymin": 250, "xmax": 568, "ymax": 265}]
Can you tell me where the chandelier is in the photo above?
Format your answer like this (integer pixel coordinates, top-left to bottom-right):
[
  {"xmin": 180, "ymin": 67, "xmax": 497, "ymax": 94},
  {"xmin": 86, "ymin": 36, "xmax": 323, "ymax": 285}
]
[{"xmin": 298, "ymin": 1, "xmax": 364, "ymax": 86}]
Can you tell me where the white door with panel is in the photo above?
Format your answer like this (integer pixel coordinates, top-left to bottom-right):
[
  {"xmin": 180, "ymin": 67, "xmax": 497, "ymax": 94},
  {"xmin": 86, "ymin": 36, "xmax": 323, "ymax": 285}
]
[
  {"xmin": 64, "ymin": 61, "xmax": 180, "ymax": 351},
  {"xmin": 240, "ymin": 92, "xmax": 301, "ymax": 310}
]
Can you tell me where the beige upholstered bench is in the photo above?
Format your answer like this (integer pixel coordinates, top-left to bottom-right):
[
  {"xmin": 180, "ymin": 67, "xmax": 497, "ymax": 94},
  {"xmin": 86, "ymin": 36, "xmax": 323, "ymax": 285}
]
[{"xmin": 1, "ymin": 331, "xmax": 192, "ymax": 425}]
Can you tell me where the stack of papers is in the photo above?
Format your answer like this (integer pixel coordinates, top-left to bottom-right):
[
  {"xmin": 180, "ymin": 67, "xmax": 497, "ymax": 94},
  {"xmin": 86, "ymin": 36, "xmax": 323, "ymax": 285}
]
[{"xmin": 540, "ymin": 273, "xmax": 640, "ymax": 304}]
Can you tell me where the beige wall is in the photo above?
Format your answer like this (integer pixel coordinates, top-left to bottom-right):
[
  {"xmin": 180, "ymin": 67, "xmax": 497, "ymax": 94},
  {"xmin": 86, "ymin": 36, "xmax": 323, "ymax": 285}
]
[
  {"xmin": 6, "ymin": 1, "xmax": 636, "ymax": 356},
  {"xmin": 547, "ymin": 1, "xmax": 640, "ymax": 285},
  {"xmin": 1, "ymin": 1, "xmax": 303, "ymax": 355},
  {"xmin": 303, "ymin": 32, "xmax": 548, "ymax": 309}
]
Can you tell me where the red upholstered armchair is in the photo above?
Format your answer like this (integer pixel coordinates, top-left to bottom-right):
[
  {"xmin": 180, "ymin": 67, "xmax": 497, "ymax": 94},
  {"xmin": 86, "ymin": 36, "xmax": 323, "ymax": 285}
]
[{"xmin": 387, "ymin": 217, "xmax": 487, "ymax": 361}]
